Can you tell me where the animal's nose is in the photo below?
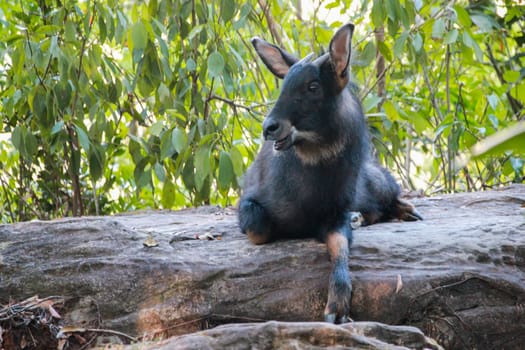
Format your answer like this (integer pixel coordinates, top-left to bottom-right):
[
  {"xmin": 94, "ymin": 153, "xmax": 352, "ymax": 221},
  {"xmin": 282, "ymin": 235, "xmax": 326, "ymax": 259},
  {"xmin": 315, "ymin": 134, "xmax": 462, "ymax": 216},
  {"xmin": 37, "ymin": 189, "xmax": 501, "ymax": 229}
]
[{"xmin": 262, "ymin": 118, "xmax": 281, "ymax": 140}]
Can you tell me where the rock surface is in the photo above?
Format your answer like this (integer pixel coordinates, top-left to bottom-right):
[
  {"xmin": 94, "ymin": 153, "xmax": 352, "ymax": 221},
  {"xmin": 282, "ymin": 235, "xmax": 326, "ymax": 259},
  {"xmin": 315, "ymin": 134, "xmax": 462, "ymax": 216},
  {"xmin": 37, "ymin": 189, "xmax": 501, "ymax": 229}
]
[
  {"xmin": 138, "ymin": 321, "xmax": 442, "ymax": 350},
  {"xmin": 1, "ymin": 185, "xmax": 525, "ymax": 349}
]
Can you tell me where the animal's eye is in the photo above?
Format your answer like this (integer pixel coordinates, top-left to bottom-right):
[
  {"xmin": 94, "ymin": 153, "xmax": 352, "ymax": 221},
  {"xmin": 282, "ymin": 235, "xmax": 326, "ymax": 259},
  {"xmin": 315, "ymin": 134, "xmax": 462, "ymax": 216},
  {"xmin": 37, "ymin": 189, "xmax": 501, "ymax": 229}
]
[{"xmin": 308, "ymin": 81, "xmax": 320, "ymax": 92}]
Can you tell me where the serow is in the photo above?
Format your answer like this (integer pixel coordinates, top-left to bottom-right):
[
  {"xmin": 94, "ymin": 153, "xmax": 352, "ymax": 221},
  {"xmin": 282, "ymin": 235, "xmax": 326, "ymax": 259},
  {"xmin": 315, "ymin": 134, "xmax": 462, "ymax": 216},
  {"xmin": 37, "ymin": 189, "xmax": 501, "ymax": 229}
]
[{"xmin": 238, "ymin": 23, "xmax": 422, "ymax": 324}]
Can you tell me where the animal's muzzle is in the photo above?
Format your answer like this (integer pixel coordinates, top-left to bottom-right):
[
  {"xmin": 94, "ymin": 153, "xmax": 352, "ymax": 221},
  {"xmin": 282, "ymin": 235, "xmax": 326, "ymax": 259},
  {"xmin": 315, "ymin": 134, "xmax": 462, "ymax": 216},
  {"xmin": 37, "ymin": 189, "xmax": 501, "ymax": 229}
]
[
  {"xmin": 262, "ymin": 118, "xmax": 281, "ymax": 141},
  {"xmin": 262, "ymin": 118, "xmax": 294, "ymax": 151}
]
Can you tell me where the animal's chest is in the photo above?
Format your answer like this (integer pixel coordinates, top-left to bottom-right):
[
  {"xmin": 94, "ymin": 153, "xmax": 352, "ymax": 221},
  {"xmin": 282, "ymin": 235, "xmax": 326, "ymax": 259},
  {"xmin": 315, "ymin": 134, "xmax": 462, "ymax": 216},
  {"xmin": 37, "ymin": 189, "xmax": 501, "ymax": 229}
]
[{"xmin": 267, "ymin": 152, "xmax": 352, "ymax": 234}]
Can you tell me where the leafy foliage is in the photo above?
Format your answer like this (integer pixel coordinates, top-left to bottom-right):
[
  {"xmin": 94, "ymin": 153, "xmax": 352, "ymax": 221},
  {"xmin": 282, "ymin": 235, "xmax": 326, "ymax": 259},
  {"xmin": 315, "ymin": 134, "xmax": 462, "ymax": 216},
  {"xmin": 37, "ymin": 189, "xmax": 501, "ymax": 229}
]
[{"xmin": 0, "ymin": 0, "xmax": 523, "ymax": 222}]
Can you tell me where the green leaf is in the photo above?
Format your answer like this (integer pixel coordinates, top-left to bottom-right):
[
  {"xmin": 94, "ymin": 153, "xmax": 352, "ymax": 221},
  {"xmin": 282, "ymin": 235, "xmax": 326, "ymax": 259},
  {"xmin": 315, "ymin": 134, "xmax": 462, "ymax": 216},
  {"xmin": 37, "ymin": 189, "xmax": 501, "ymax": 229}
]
[
  {"xmin": 154, "ymin": 162, "xmax": 166, "ymax": 181},
  {"xmin": 161, "ymin": 179, "xmax": 175, "ymax": 208},
  {"xmin": 412, "ymin": 32, "xmax": 423, "ymax": 52},
  {"xmin": 36, "ymin": 25, "xmax": 61, "ymax": 36},
  {"xmin": 470, "ymin": 14, "xmax": 494, "ymax": 33},
  {"xmin": 377, "ymin": 41, "xmax": 392, "ymax": 62},
  {"xmin": 470, "ymin": 121, "xmax": 525, "ymax": 158},
  {"xmin": 12, "ymin": 126, "xmax": 38, "ymax": 161},
  {"xmin": 487, "ymin": 93, "xmax": 499, "ymax": 110},
  {"xmin": 454, "ymin": 6, "xmax": 472, "ymax": 27},
  {"xmin": 54, "ymin": 82, "xmax": 72, "ymax": 110},
  {"xmin": 150, "ymin": 121, "xmax": 164, "ymax": 136},
  {"xmin": 399, "ymin": 3, "xmax": 411, "ymax": 29},
  {"xmin": 443, "ymin": 29, "xmax": 458, "ymax": 45},
  {"xmin": 358, "ymin": 41, "xmax": 376, "ymax": 67},
  {"xmin": 11, "ymin": 126, "xmax": 23, "ymax": 153},
  {"xmin": 432, "ymin": 18, "xmax": 446, "ymax": 39},
  {"xmin": 220, "ymin": 0, "xmax": 236, "ymax": 23},
  {"xmin": 135, "ymin": 164, "xmax": 152, "ymax": 190},
  {"xmin": 371, "ymin": 0, "xmax": 386, "ymax": 27},
  {"xmin": 383, "ymin": 100, "xmax": 400, "ymax": 120},
  {"xmin": 393, "ymin": 32, "xmax": 408, "ymax": 57},
  {"xmin": 385, "ymin": 0, "xmax": 400, "ymax": 21},
  {"xmin": 171, "ymin": 128, "xmax": 187, "ymax": 153},
  {"xmin": 89, "ymin": 145, "xmax": 105, "ymax": 181},
  {"xmin": 64, "ymin": 21, "xmax": 76, "ymax": 42},
  {"xmin": 363, "ymin": 95, "xmax": 383, "ymax": 112},
  {"xmin": 488, "ymin": 114, "xmax": 499, "ymax": 129},
  {"xmin": 406, "ymin": 112, "xmax": 432, "ymax": 133},
  {"xmin": 182, "ymin": 155, "xmax": 195, "ymax": 190},
  {"xmin": 218, "ymin": 151, "xmax": 234, "ymax": 191},
  {"xmin": 186, "ymin": 58, "xmax": 196, "ymax": 71},
  {"xmin": 130, "ymin": 21, "xmax": 148, "ymax": 51},
  {"xmin": 75, "ymin": 125, "xmax": 90, "ymax": 152},
  {"xmin": 29, "ymin": 85, "xmax": 48, "ymax": 123},
  {"xmin": 195, "ymin": 145, "xmax": 211, "ymax": 191},
  {"xmin": 503, "ymin": 70, "xmax": 520, "ymax": 83},
  {"xmin": 187, "ymin": 24, "xmax": 205, "ymax": 41},
  {"xmin": 51, "ymin": 121, "xmax": 64, "ymax": 135},
  {"xmin": 24, "ymin": 131, "xmax": 38, "ymax": 159},
  {"xmin": 207, "ymin": 51, "xmax": 225, "ymax": 78},
  {"xmin": 510, "ymin": 82, "xmax": 525, "ymax": 105},
  {"xmin": 230, "ymin": 146, "xmax": 244, "ymax": 177},
  {"xmin": 160, "ymin": 134, "xmax": 175, "ymax": 160},
  {"xmin": 462, "ymin": 31, "xmax": 483, "ymax": 61}
]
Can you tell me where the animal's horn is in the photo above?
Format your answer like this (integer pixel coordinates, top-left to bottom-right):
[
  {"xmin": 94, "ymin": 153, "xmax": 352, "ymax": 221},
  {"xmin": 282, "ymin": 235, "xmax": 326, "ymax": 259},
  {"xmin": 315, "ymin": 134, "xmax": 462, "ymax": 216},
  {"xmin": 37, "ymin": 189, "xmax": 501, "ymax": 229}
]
[
  {"xmin": 313, "ymin": 53, "xmax": 329, "ymax": 67},
  {"xmin": 297, "ymin": 52, "xmax": 315, "ymax": 65}
]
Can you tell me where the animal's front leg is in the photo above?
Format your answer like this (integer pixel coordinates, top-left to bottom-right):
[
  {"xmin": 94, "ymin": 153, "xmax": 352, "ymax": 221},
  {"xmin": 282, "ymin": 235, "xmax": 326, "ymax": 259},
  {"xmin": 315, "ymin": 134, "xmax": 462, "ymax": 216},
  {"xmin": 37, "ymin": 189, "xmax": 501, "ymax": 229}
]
[
  {"xmin": 324, "ymin": 223, "xmax": 353, "ymax": 323},
  {"xmin": 238, "ymin": 197, "xmax": 274, "ymax": 245}
]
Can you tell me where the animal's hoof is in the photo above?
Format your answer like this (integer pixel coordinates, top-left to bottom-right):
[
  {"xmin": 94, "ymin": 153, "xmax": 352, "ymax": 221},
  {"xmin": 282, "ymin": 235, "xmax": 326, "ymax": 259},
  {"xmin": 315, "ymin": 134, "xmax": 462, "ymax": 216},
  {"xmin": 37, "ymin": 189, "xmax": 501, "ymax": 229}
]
[
  {"xmin": 324, "ymin": 274, "xmax": 352, "ymax": 324},
  {"xmin": 324, "ymin": 313, "xmax": 336, "ymax": 324},
  {"xmin": 405, "ymin": 209, "xmax": 423, "ymax": 221},
  {"xmin": 349, "ymin": 211, "xmax": 364, "ymax": 229},
  {"xmin": 324, "ymin": 312, "xmax": 351, "ymax": 324},
  {"xmin": 396, "ymin": 199, "xmax": 423, "ymax": 221}
]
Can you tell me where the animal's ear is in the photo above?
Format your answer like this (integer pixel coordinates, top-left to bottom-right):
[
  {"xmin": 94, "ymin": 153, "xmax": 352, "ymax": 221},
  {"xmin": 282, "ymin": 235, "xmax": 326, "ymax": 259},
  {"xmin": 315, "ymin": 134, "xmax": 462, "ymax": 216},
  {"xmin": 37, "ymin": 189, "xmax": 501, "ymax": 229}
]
[
  {"xmin": 329, "ymin": 23, "xmax": 354, "ymax": 90},
  {"xmin": 251, "ymin": 37, "xmax": 298, "ymax": 79}
]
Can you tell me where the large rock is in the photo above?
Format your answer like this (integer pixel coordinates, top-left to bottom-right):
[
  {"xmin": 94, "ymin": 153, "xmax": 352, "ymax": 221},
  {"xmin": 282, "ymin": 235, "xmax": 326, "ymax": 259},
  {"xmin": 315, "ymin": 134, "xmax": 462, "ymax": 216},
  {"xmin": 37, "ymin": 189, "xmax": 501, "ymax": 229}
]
[
  {"xmin": 1, "ymin": 185, "xmax": 524, "ymax": 349},
  {"xmin": 141, "ymin": 321, "xmax": 441, "ymax": 350}
]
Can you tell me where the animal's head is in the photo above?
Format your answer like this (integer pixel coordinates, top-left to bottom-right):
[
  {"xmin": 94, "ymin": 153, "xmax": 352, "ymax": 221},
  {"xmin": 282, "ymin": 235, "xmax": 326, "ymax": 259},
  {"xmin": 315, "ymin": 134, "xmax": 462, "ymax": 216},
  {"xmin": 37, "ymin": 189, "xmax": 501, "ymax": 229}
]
[{"xmin": 251, "ymin": 23, "xmax": 355, "ymax": 164}]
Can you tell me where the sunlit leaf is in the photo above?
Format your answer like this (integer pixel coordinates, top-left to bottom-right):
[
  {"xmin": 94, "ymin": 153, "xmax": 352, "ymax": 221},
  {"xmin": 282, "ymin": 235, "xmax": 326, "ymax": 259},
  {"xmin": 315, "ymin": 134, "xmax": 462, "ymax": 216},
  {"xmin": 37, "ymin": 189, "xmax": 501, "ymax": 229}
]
[
  {"xmin": 130, "ymin": 21, "xmax": 147, "ymax": 51},
  {"xmin": 195, "ymin": 145, "xmax": 211, "ymax": 191},
  {"xmin": 383, "ymin": 100, "xmax": 400, "ymax": 121},
  {"xmin": 454, "ymin": 6, "xmax": 472, "ymax": 27},
  {"xmin": 89, "ymin": 145, "xmax": 105, "ymax": 181},
  {"xmin": 220, "ymin": 0, "xmax": 236, "ymax": 23},
  {"xmin": 393, "ymin": 32, "xmax": 408, "ymax": 57},
  {"xmin": 171, "ymin": 128, "xmax": 187, "ymax": 153},
  {"xmin": 218, "ymin": 151, "xmax": 234, "ymax": 191},
  {"xmin": 457, "ymin": 121, "xmax": 525, "ymax": 168},
  {"xmin": 503, "ymin": 70, "xmax": 520, "ymax": 83},
  {"xmin": 154, "ymin": 162, "xmax": 166, "ymax": 182},
  {"xmin": 75, "ymin": 125, "xmax": 90, "ymax": 152},
  {"xmin": 162, "ymin": 179, "xmax": 175, "ymax": 208},
  {"xmin": 371, "ymin": 0, "xmax": 386, "ymax": 27},
  {"xmin": 230, "ymin": 146, "xmax": 244, "ymax": 177},
  {"xmin": 443, "ymin": 29, "xmax": 458, "ymax": 45},
  {"xmin": 207, "ymin": 51, "xmax": 225, "ymax": 78},
  {"xmin": 432, "ymin": 18, "xmax": 445, "ymax": 39},
  {"xmin": 411, "ymin": 32, "xmax": 423, "ymax": 52}
]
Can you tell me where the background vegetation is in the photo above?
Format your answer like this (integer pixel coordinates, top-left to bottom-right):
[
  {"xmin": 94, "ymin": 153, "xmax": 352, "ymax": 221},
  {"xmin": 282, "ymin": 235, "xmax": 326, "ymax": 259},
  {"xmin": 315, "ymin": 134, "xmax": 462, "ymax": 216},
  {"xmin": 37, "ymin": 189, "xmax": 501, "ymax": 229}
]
[{"xmin": 0, "ymin": 0, "xmax": 523, "ymax": 223}]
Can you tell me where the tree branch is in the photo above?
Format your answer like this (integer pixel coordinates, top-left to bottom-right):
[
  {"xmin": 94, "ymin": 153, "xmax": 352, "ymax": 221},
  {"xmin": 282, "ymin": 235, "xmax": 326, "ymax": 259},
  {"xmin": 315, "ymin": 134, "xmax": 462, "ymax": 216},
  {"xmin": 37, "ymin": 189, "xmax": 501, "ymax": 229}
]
[
  {"xmin": 486, "ymin": 43, "xmax": 523, "ymax": 117},
  {"xmin": 257, "ymin": 0, "xmax": 283, "ymax": 47}
]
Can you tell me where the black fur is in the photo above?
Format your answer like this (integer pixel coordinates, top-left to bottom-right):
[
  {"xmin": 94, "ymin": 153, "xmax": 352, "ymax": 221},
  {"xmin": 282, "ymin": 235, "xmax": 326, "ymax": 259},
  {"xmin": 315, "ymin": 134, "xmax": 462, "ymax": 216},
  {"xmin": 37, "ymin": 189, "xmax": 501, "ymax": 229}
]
[{"xmin": 239, "ymin": 23, "xmax": 420, "ymax": 323}]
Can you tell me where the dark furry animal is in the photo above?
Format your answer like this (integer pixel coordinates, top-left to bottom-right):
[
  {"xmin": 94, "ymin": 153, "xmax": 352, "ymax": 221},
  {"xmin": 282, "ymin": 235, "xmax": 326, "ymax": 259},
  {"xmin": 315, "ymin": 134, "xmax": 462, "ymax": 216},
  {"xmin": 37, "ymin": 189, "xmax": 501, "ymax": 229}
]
[{"xmin": 238, "ymin": 23, "xmax": 421, "ymax": 323}]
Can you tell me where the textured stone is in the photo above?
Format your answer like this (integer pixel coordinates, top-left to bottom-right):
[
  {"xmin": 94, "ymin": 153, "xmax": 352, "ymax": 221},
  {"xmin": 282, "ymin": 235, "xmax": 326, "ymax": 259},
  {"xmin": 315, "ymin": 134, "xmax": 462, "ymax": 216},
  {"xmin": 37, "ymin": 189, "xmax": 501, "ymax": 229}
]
[
  {"xmin": 140, "ymin": 321, "xmax": 442, "ymax": 350},
  {"xmin": 1, "ymin": 185, "xmax": 524, "ymax": 349}
]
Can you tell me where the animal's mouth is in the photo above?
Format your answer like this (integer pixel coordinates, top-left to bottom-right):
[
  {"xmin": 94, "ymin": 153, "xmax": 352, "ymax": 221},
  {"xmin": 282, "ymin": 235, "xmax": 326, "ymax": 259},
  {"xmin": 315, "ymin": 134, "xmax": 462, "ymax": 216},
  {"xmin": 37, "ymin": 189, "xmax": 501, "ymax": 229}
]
[{"xmin": 273, "ymin": 133, "xmax": 293, "ymax": 151}]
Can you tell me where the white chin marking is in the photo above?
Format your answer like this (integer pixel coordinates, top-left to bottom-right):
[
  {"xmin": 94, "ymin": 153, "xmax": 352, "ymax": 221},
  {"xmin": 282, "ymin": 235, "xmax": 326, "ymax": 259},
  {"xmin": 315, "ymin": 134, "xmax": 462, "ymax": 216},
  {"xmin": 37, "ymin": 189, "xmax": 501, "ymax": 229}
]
[{"xmin": 292, "ymin": 129, "xmax": 345, "ymax": 165}]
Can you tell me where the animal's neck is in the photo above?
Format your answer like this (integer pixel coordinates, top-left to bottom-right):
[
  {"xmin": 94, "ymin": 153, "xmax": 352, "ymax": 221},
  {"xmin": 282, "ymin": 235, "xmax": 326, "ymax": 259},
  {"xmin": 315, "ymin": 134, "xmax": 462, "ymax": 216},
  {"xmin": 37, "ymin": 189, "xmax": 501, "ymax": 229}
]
[{"xmin": 294, "ymin": 136, "xmax": 347, "ymax": 166}]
